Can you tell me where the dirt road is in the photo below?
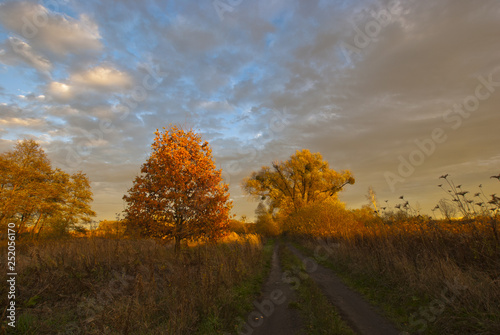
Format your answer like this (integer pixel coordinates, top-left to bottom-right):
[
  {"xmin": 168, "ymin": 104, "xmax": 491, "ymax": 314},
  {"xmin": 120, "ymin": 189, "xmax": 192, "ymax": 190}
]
[
  {"xmin": 239, "ymin": 242, "xmax": 401, "ymax": 335},
  {"xmin": 238, "ymin": 244, "xmax": 303, "ymax": 335},
  {"xmin": 287, "ymin": 244, "xmax": 401, "ymax": 335}
]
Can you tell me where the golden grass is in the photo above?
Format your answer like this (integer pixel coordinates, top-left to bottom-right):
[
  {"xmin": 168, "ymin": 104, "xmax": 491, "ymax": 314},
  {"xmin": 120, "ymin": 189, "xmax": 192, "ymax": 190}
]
[
  {"xmin": 0, "ymin": 235, "xmax": 265, "ymax": 334},
  {"xmin": 295, "ymin": 213, "xmax": 500, "ymax": 334}
]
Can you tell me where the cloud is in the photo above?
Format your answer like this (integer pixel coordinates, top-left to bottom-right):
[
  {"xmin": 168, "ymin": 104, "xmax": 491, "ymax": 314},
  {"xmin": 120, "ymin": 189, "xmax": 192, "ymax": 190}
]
[
  {"xmin": 45, "ymin": 65, "xmax": 132, "ymax": 102},
  {"xmin": 70, "ymin": 66, "xmax": 133, "ymax": 91},
  {"xmin": 1, "ymin": 0, "xmax": 500, "ymax": 222},
  {"xmin": 0, "ymin": 2, "xmax": 102, "ymax": 56},
  {"xmin": 0, "ymin": 36, "xmax": 51, "ymax": 73},
  {"xmin": 0, "ymin": 116, "xmax": 45, "ymax": 128},
  {"xmin": 47, "ymin": 81, "xmax": 73, "ymax": 101}
]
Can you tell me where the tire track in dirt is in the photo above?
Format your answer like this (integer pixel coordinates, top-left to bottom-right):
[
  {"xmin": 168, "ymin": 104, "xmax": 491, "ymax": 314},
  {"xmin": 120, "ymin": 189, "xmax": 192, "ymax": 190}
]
[
  {"xmin": 238, "ymin": 243, "xmax": 304, "ymax": 335},
  {"xmin": 286, "ymin": 243, "xmax": 401, "ymax": 335}
]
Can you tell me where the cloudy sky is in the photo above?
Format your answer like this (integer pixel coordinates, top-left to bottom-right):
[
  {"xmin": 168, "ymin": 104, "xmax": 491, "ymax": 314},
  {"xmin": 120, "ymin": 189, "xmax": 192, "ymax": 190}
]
[{"xmin": 1, "ymin": 0, "xmax": 499, "ymax": 222}]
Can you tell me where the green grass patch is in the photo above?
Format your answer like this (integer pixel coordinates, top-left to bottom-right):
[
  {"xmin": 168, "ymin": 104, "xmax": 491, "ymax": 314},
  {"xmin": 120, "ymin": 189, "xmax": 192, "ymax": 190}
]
[{"xmin": 4, "ymin": 313, "xmax": 39, "ymax": 335}]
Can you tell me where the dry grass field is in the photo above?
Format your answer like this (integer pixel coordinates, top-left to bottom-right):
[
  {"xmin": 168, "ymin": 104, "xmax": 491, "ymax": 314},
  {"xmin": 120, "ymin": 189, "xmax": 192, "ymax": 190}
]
[
  {"xmin": 0, "ymin": 235, "xmax": 271, "ymax": 335},
  {"xmin": 295, "ymin": 214, "xmax": 500, "ymax": 334}
]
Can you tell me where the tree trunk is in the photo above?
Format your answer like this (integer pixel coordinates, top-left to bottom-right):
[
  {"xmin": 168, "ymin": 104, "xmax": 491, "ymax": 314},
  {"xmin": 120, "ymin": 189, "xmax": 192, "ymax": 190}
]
[
  {"xmin": 37, "ymin": 222, "xmax": 45, "ymax": 237},
  {"xmin": 19, "ymin": 215, "xmax": 29, "ymax": 234},
  {"xmin": 174, "ymin": 217, "xmax": 184, "ymax": 254},
  {"xmin": 174, "ymin": 235, "xmax": 181, "ymax": 254},
  {"xmin": 31, "ymin": 213, "xmax": 43, "ymax": 238}
]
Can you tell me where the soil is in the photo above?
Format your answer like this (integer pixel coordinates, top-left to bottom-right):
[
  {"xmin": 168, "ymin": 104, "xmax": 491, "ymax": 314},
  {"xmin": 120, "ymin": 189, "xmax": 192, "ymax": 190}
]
[
  {"xmin": 238, "ymin": 242, "xmax": 402, "ymax": 335},
  {"xmin": 238, "ymin": 244, "xmax": 304, "ymax": 335},
  {"xmin": 287, "ymin": 243, "xmax": 401, "ymax": 335}
]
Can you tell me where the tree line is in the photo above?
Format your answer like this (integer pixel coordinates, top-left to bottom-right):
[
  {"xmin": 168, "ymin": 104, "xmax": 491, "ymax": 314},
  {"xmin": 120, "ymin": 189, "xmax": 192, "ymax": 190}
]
[{"xmin": 1, "ymin": 128, "xmax": 355, "ymax": 244}]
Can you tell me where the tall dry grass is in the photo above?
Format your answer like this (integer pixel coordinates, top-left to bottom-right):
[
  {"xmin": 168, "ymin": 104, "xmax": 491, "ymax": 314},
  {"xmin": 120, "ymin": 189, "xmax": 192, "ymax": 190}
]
[
  {"xmin": 0, "ymin": 235, "xmax": 264, "ymax": 334},
  {"xmin": 286, "ymin": 201, "xmax": 500, "ymax": 334}
]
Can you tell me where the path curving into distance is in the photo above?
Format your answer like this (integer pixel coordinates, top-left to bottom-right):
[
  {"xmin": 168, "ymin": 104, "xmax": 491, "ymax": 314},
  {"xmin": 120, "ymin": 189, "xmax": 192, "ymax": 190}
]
[{"xmin": 287, "ymin": 243, "xmax": 401, "ymax": 335}]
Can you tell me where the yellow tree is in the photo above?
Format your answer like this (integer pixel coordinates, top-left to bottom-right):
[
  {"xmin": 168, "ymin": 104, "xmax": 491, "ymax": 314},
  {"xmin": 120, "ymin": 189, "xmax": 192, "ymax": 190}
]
[
  {"xmin": 243, "ymin": 149, "xmax": 354, "ymax": 214},
  {"xmin": 96, "ymin": 220, "xmax": 126, "ymax": 237},
  {"xmin": 0, "ymin": 139, "xmax": 95, "ymax": 235},
  {"xmin": 38, "ymin": 170, "xmax": 95, "ymax": 237},
  {"xmin": 0, "ymin": 139, "xmax": 53, "ymax": 232},
  {"xmin": 123, "ymin": 126, "xmax": 232, "ymax": 251}
]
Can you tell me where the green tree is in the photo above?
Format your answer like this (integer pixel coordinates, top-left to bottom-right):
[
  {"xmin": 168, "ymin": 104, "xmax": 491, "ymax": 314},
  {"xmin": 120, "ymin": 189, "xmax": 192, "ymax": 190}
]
[{"xmin": 123, "ymin": 126, "xmax": 232, "ymax": 251}]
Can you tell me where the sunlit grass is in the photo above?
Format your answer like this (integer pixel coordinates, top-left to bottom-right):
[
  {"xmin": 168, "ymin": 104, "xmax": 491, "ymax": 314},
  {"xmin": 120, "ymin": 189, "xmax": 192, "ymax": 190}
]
[
  {"xmin": 0, "ymin": 236, "xmax": 270, "ymax": 334},
  {"xmin": 292, "ymin": 213, "xmax": 500, "ymax": 334},
  {"xmin": 278, "ymin": 175, "xmax": 499, "ymax": 334}
]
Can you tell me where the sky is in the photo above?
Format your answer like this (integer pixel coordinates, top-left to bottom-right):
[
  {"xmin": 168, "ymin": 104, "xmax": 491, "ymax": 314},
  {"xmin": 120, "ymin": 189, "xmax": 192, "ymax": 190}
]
[{"xmin": 1, "ymin": 0, "xmax": 499, "ymax": 222}]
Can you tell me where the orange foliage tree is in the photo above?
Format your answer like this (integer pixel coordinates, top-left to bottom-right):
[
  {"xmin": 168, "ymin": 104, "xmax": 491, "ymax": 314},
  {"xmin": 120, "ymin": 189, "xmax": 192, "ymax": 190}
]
[{"xmin": 123, "ymin": 126, "xmax": 232, "ymax": 251}]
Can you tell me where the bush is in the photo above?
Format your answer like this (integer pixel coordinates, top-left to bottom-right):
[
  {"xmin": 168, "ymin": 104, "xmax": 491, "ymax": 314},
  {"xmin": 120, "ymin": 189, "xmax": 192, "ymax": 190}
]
[{"xmin": 282, "ymin": 199, "xmax": 359, "ymax": 238}]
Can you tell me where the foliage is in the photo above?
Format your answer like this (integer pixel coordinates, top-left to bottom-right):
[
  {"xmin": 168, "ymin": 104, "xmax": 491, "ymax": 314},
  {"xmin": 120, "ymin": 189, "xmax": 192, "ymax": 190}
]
[
  {"xmin": 0, "ymin": 139, "xmax": 95, "ymax": 237},
  {"xmin": 283, "ymin": 198, "xmax": 356, "ymax": 237},
  {"xmin": 123, "ymin": 126, "xmax": 232, "ymax": 250},
  {"xmin": 251, "ymin": 202, "xmax": 279, "ymax": 236},
  {"xmin": 243, "ymin": 149, "xmax": 354, "ymax": 215},
  {"xmin": 220, "ymin": 232, "xmax": 261, "ymax": 245},
  {"xmin": 255, "ymin": 211, "xmax": 281, "ymax": 237},
  {"xmin": 289, "ymin": 173, "xmax": 499, "ymax": 334},
  {"xmin": 280, "ymin": 173, "xmax": 499, "ymax": 333},
  {"xmin": 94, "ymin": 220, "xmax": 127, "ymax": 237}
]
